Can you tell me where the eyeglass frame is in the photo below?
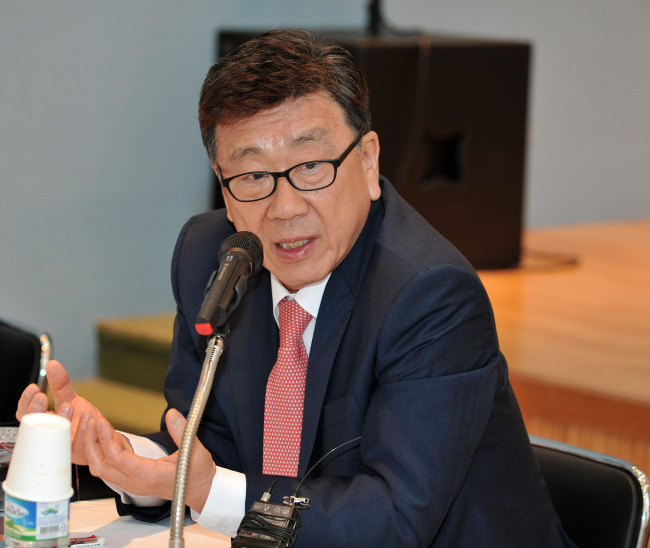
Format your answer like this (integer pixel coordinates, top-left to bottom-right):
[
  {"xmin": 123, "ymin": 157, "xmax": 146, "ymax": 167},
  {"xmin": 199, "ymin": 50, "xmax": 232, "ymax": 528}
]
[{"xmin": 216, "ymin": 133, "xmax": 364, "ymax": 203}]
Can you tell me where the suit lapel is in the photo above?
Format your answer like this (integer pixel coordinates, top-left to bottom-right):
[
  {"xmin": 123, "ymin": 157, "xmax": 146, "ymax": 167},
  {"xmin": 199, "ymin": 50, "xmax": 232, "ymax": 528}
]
[
  {"xmin": 299, "ymin": 273, "xmax": 355, "ymax": 475},
  {"xmin": 226, "ymin": 271, "xmax": 277, "ymax": 473},
  {"xmin": 298, "ymin": 195, "xmax": 385, "ymax": 475}
]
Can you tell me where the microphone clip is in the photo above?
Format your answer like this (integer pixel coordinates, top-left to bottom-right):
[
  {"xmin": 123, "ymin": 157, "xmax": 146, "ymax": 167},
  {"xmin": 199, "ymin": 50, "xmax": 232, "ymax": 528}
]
[{"xmin": 282, "ymin": 495, "xmax": 310, "ymax": 509}]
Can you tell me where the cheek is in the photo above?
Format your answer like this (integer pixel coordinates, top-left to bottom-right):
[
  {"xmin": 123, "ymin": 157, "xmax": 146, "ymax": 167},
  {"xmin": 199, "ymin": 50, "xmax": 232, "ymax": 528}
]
[
  {"xmin": 222, "ymin": 194, "xmax": 236, "ymax": 225},
  {"xmin": 223, "ymin": 199, "xmax": 259, "ymax": 233},
  {"xmin": 320, "ymin": 193, "xmax": 369, "ymax": 253}
]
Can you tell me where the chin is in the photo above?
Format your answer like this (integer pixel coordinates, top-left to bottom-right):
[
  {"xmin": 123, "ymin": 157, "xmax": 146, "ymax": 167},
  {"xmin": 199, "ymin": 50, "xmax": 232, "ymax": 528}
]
[{"xmin": 282, "ymin": 273, "xmax": 322, "ymax": 292}]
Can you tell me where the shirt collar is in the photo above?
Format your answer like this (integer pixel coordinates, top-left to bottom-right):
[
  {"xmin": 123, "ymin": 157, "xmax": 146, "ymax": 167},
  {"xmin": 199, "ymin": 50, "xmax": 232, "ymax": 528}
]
[{"xmin": 270, "ymin": 273, "xmax": 331, "ymax": 325}]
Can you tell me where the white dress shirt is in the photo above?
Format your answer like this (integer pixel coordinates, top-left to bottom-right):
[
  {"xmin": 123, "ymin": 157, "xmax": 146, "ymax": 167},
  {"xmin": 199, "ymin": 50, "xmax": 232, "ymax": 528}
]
[{"xmin": 114, "ymin": 272, "xmax": 330, "ymax": 538}]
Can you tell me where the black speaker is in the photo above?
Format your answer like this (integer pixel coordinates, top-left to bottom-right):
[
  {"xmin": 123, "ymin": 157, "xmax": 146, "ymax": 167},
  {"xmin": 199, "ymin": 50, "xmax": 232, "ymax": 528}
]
[{"xmin": 216, "ymin": 30, "xmax": 530, "ymax": 269}]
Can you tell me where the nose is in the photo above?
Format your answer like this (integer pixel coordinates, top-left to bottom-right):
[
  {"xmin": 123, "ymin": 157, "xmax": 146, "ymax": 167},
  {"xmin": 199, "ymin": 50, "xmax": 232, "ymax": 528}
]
[{"xmin": 266, "ymin": 175, "xmax": 309, "ymax": 220}]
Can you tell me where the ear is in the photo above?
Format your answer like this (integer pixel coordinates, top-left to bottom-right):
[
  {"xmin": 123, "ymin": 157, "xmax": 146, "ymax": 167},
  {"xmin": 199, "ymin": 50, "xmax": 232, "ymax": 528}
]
[
  {"xmin": 360, "ymin": 131, "xmax": 381, "ymax": 201},
  {"xmin": 211, "ymin": 163, "xmax": 234, "ymax": 222}
]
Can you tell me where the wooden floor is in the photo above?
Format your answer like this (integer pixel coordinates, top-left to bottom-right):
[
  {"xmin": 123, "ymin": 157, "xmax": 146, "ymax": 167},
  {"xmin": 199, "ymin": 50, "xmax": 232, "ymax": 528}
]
[{"xmin": 479, "ymin": 219, "xmax": 650, "ymax": 473}]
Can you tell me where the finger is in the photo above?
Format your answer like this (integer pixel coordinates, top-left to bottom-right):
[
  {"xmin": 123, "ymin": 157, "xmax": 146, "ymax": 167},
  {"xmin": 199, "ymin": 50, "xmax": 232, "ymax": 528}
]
[
  {"xmin": 164, "ymin": 408, "xmax": 187, "ymax": 447},
  {"xmin": 16, "ymin": 384, "xmax": 40, "ymax": 416},
  {"xmin": 70, "ymin": 412, "xmax": 91, "ymax": 466},
  {"xmin": 165, "ymin": 408, "xmax": 212, "ymax": 464},
  {"xmin": 58, "ymin": 401, "xmax": 74, "ymax": 421},
  {"xmin": 46, "ymin": 360, "xmax": 76, "ymax": 409},
  {"xmin": 74, "ymin": 411, "xmax": 91, "ymax": 442},
  {"xmin": 163, "ymin": 408, "xmax": 214, "ymax": 510},
  {"xmin": 96, "ymin": 415, "xmax": 119, "ymax": 446},
  {"xmin": 16, "ymin": 385, "xmax": 48, "ymax": 419},
  {"xmin": 85, "ymin": 417, "xmax": 166, "ymax": 495},
  {"xmin": 84, "ymin": 417, "xmax": 120, "ymax": 481},
  {"xmin": 117, "ymin": 432, "xmax": 134, "ymax": 453},
  {"xmin": 91, "ymin": 418, "xmax": 131, "ymax": 475},
  {"xmin": 84, "ymin": 418, "xmax": 108, "ymax": 479}
]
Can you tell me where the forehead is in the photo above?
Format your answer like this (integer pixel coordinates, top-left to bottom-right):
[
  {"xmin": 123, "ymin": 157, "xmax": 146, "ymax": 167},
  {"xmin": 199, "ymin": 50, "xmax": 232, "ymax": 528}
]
[{"xmin": 214, "ymin": 93, "xmax": 350, "ymax": 163}]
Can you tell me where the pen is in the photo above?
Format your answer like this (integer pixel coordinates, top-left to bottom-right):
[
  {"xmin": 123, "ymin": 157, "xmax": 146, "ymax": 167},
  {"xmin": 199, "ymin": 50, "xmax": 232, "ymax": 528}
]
[{"xmin": 69, "ymin": 534, "xmax": 105, "ymax": 547}]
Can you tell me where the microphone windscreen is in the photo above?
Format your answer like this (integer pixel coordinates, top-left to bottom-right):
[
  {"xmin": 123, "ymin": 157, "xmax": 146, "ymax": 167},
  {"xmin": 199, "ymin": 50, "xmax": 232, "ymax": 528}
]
[{"xmin": 218, "ymin": 231, "xmax": 264, "ymax": 275}]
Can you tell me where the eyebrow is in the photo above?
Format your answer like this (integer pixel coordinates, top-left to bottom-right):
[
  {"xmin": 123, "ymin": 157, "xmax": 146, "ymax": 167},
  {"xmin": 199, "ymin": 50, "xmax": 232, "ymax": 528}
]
[
  {"xmin": 227, "ymin": 127, "xmax": 334, "ymax": 164},
  {"xmin": 288, "ymin": 127, "xmax": 332, "ymax": 147}
]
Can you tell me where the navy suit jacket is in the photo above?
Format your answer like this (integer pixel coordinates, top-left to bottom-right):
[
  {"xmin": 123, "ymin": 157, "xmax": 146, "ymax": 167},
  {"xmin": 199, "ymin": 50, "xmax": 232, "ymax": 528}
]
[{"xmin": 120, "ymin": 178, "xmax": 574, "ymax": 547}]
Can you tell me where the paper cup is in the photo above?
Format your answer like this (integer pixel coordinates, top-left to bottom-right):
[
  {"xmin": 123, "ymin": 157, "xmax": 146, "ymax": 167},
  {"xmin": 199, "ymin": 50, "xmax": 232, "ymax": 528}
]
[{"xmin": 2, "ymin": 413, "xmax": 73, "ymax": 502}]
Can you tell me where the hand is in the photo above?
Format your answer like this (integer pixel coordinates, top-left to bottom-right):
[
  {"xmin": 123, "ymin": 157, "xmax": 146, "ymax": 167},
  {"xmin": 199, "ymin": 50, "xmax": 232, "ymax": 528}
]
[
  {"xmin": 16, "ymin": 360, "xmax": 117, "ymax": 465},
  {"xmin": 84, "ymin": 408, "xmax": 216, "ymax": 512}
]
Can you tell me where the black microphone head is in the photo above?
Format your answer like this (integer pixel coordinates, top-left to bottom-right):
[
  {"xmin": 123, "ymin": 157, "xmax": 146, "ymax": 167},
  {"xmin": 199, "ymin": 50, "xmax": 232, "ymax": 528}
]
[{"xmin": 218, "ymin": 231, "xmax": 264, "ymax": 276}]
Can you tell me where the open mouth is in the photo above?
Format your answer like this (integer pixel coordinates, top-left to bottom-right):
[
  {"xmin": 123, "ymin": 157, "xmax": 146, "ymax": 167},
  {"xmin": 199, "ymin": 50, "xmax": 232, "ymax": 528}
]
[{"xmin": 277, "ymin": 239, "xmax": 310, "ymax": 250}]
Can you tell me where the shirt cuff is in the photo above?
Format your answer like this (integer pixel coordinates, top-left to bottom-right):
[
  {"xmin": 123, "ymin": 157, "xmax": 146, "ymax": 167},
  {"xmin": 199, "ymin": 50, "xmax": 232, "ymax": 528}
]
[
  {"xmin": 105, "ymin": 432, "xmax": 168, "ymax": 508},
  {"xmin": 191, "ymin": 466, "xmax": 246, "ymax": 538}
]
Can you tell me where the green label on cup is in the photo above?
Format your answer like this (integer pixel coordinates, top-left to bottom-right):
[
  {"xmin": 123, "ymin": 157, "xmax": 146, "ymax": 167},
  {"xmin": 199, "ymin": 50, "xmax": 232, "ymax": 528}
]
[{"xmin": 4, "ymin": 494, "xmax": 69, "ymax": 541}]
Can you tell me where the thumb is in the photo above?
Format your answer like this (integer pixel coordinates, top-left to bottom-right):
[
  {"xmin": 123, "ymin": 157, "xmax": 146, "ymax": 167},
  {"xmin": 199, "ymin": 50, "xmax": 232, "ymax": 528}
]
[
  {"xmin": 46, "ymin": 361, "xmax": 75, "ymax": 409},
  {"xmin": 165, "ymin": 408, "xmax": 187, "ymax": 447}
]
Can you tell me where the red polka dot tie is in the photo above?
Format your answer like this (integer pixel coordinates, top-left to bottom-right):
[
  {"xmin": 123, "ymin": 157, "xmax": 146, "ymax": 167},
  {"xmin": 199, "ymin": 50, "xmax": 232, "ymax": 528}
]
[{"xmin": 262, "ymin": 298, "xmax": 312, "ymax": 477}]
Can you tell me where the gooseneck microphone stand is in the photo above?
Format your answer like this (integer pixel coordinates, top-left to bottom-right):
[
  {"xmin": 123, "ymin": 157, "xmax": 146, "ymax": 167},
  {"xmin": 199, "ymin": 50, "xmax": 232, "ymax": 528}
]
[
  {"xmin": 167, "ymin": 230, "xmax": 263, "ymax": 547},
  {"xmin": 169, "ymin": 328, "xmax": 227, "ymax": 548}
]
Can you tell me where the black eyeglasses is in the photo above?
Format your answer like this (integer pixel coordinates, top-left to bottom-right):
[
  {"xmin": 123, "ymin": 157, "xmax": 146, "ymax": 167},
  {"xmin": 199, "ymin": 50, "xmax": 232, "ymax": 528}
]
[{"xmin": 217, "ymin": 133, "xmax": 363, "ymax": 202}]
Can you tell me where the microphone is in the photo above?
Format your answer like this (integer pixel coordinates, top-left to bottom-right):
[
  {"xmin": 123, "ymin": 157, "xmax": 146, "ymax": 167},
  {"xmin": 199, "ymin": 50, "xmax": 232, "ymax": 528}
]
[{"xmin": 195, "ymin": 231, "xmax": 263, "ymax": 335}]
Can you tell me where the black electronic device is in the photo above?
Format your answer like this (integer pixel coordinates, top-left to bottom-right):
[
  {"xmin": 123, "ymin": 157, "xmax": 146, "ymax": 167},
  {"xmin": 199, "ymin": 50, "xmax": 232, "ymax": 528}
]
[
  {"xmin": 231, "ymin": 482, "xmax": 300, "ymax": 548},
  {"xmin": 231, "ymin": 437, "xmax": 362, "ymax": 547}
]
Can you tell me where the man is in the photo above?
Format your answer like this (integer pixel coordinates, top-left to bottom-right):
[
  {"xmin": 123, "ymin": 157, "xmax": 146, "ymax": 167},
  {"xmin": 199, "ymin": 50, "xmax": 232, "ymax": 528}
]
[{"xmin": 18, "ymin": 30, "xmax": 574, "ymax": 546}]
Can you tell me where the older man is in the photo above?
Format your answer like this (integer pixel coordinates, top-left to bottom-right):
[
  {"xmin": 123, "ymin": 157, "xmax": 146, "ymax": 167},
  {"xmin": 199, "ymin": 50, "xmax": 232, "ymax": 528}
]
[{"xmin": 19, "ymin": 30, "xmax": 574, "ymax": 546}]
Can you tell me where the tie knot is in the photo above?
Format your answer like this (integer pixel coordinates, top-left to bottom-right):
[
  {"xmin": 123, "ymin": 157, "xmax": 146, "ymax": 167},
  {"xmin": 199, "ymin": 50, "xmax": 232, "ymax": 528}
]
[{"xmin": 278, "ymin": 298, "xmax": 312, "ymax": 346}]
